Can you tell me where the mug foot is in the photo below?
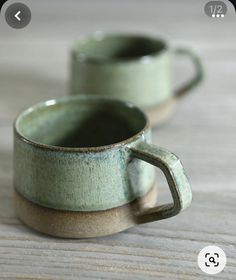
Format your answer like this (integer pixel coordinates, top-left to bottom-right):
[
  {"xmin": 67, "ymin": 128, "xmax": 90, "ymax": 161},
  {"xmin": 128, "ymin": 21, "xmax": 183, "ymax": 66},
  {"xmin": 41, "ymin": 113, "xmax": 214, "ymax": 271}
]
[
  {"xmin": 14, "ymin": 184, "xmax": 157, "ymax": 238},
  {"xmin": 145, "ymin": 97, "xmax": 177, "ymax": 127}
]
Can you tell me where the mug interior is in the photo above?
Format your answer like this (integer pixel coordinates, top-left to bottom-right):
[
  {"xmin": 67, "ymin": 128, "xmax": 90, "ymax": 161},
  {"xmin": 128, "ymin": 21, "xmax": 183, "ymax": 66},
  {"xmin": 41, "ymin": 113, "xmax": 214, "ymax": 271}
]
[
  {"xmin": 15, "ymin": 97, "xmax": 147, "ymax": 149},
  {"xmin": 74, "ymin": 34, "xmax": 166, "ymax": 62}
]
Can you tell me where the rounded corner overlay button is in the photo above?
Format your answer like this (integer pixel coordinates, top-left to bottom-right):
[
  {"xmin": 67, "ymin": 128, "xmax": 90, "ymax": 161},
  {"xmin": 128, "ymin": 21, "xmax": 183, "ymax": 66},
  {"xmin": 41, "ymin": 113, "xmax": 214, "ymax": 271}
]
[
  {"xmin": 198, "ymin": 245, "xmax": 227, "ymax": 275},
  {"xmin": 5, "ymin": 2, "xmax": 31, "ymax": 29}
]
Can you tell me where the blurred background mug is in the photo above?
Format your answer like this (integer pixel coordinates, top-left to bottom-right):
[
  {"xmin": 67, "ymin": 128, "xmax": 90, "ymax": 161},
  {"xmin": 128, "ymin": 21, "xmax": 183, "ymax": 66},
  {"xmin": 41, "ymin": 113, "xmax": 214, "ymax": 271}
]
[
  {"xmin": 70, "ymin": 32, "xmax": 203, "ymax": 125},
  {"xmin": 14, "ymin": 95, "xmax": 192, "ymax": 238}
]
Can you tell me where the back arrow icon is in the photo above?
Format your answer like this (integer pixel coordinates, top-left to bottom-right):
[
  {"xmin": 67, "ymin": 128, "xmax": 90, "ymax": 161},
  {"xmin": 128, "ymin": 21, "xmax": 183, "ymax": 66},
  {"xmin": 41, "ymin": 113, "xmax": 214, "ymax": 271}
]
[{"xmin": 14, "ymin": 11, "xmax": 21, "ymax": 21}]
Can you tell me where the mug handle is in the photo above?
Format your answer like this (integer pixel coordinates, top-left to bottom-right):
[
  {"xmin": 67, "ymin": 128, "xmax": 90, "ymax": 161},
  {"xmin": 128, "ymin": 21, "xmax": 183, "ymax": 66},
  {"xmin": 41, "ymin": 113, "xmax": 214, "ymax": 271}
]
[
  {"xmin": 130, "ymin": 142, "xmax": 192, "ymax": 224},
  {"xmin": 173, "ymin": 47, "xmax": 203, "ymax": 99}
]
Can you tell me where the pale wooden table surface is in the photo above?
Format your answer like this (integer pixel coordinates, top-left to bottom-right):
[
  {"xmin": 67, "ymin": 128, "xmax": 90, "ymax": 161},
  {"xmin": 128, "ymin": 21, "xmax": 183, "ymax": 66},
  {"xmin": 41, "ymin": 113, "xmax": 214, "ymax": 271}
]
[{"xmin": 0, "ymin": 0, "xmax": 236, "ymax": 279}]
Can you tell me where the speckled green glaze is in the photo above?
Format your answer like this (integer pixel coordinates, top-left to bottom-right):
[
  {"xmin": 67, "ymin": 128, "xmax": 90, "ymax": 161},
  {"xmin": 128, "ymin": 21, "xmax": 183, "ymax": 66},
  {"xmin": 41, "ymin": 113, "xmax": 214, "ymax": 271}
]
[
  {"xmin": 14, "ymin": 95, "xmax": 192, "ymax": 218},
  {"xmin": 14, "ymin": 95, "xmax": 155, "ymax": 211},
  {"xmin": 70, "ymin": 33, "xmax": 203, "ymax": 108}
]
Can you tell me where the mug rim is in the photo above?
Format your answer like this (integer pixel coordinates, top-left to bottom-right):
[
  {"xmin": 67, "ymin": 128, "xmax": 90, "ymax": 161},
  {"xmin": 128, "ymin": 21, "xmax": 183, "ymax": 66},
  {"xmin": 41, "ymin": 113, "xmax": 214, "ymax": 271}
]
[
  {"xmin": 71, "ymin": 32, "xmax": 167, "ymax": 64},
  {"xmin": 14, "ymin": 95, "xmax": 150, "ymax": 153}
]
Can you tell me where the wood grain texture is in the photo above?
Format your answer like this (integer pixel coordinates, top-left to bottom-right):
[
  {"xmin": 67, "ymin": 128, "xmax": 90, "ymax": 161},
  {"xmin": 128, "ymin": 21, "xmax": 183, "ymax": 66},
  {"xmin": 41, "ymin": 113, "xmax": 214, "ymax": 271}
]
[{"xmin": 0, "ymin": 0, "xmax": 236, "ymax": 279}]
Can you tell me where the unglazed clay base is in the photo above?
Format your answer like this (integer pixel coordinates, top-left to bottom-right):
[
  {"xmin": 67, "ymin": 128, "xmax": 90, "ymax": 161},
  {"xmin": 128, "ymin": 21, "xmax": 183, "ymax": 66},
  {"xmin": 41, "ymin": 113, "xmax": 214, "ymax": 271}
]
[
  {"xmin": 145, "ymin": 97, "xmax": 177, "ymax": 127},
  {"xmin": 14, "ymin": 185, "xmax": 157, "ymax": 238}
]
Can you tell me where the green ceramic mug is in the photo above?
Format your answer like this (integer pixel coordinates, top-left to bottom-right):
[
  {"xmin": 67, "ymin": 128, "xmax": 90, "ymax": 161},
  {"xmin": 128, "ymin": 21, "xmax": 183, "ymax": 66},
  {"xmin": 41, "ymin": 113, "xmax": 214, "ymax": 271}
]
[
  {"xmin": 14, "ymin": 95, "xmax": 192, "ymax": 238},
  {"xmin": 70, "ymin": 33, "xmax": 203, "ymax": 125}
]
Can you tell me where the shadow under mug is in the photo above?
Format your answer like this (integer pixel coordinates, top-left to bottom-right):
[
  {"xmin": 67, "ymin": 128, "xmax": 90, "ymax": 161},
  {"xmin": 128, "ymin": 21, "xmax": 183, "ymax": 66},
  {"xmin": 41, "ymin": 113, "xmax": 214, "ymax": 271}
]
[
  {"xmin": 70, "ymin": 33, "xmax": 203, "ymax": 125},
  {"xmin": 14, "ymin": 95, "xmax": 192, "ymax": 238}
]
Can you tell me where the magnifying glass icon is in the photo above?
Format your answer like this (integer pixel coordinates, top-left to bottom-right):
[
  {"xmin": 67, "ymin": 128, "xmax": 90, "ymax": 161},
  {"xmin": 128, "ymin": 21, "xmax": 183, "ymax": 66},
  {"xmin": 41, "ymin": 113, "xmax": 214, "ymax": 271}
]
[{"xmin": 209, "ymin": 257, "xmax": 216, "ymax": 264}]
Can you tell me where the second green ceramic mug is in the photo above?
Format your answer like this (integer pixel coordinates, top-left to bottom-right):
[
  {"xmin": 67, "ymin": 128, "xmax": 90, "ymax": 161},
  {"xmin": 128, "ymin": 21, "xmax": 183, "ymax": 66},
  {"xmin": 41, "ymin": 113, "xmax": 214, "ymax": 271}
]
[
  {"xmin": 70, "ymin": 32, "xmax": 203, "ymax": 125},
  {"xmin": 14, "ymin": 95, "xmax": 192, "ymax": 238}
]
